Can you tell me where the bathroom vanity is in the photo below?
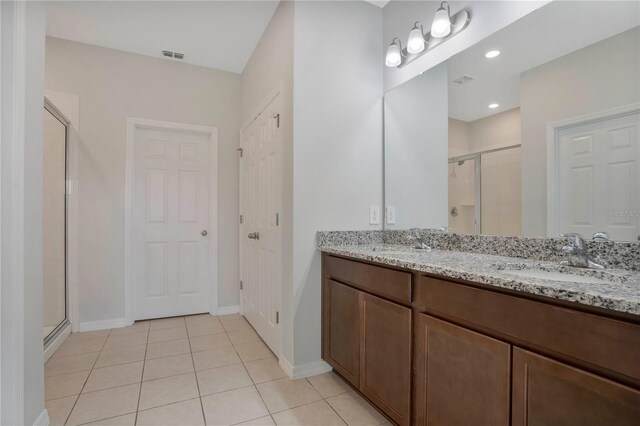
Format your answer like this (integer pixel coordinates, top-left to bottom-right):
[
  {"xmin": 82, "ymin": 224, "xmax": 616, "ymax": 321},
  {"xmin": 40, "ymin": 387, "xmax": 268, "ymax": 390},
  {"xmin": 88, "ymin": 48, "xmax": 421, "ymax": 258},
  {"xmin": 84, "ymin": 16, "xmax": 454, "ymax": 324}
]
[{"xmin": 319, "ymin": 241, "xmax": 640, "ymax": 425}]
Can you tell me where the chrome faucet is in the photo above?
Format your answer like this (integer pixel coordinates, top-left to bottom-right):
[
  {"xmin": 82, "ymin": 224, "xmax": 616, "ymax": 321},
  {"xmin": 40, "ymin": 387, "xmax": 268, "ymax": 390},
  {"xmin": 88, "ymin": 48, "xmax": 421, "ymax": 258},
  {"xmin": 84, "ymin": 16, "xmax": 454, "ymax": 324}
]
[
  {"xmin": 560, "ymin": 233, "xmax": 605, "ymax": 269},
  {"xmin": 408, "ymin": 228, "xmax": 431, "ymax": 250}
]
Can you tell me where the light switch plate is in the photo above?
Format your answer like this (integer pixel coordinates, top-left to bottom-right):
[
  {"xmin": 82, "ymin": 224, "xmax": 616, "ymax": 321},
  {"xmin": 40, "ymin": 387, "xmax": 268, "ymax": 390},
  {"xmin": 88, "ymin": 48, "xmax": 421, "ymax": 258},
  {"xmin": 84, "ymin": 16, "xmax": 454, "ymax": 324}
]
[
  {"xmin": 385, "ymin": 206, "xmax": 396, "ymax": 224},
  {"xmin": 369, "ymin": 205, "xmax": 380, "ymax": 225}
]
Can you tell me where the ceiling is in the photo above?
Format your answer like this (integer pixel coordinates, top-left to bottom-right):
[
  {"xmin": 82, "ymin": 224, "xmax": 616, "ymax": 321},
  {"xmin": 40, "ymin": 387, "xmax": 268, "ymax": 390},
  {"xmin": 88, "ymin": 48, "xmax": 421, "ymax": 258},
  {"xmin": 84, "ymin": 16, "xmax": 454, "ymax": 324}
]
[
  {"xmin": 447, "ymin": 1, "xmax": 640, "ymax": 122},
  {"xmin": 45, "ymin": 1, "xmax": 280, "ymax": 74}
]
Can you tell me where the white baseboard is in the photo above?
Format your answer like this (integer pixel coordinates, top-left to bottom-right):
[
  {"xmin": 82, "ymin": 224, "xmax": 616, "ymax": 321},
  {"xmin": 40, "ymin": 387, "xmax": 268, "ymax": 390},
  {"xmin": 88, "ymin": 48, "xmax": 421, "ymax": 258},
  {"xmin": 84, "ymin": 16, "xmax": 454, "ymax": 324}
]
[
  {"xmin": 212, "ymin": 305, "xmax": 240, "ymax": 316},
  {"xmin": 279, "ymin": 357, "xmax": 332, "ymax": 380},
  {"xmin": 79, "ymin": 317, "xmax": 131, "ymax": 332},
  {"xmin": 43, "ymin": 323, "xmax": 71, "ymax": 363},
  {"xmin": 33, "ymin": 409, "xmax": 49, "ymax": 426}
]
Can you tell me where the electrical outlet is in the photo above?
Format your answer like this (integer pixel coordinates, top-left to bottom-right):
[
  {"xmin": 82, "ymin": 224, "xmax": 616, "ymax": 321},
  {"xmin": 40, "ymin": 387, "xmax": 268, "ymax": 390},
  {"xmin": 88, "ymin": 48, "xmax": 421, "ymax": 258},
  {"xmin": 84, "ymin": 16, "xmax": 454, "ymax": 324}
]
[
  {"xmin": 385, "ymin": 206, "xmax": 396, "ymax": 224},
  {"xmin": 369, "ymin": 205, "xmax": 380, "ymax": 225}
]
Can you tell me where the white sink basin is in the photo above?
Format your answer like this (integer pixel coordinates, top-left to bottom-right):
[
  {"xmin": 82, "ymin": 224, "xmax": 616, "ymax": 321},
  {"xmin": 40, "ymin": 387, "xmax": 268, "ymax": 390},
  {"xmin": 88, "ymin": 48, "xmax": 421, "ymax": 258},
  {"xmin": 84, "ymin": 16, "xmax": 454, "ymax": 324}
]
[{"xmin": 502, "ymin": 269, "xmax": 613, "ymax": 284}]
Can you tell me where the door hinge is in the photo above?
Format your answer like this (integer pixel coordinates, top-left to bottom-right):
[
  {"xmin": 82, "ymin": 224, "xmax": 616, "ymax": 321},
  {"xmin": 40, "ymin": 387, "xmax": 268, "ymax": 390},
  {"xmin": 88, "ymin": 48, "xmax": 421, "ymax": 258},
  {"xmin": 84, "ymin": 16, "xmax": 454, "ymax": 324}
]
[
  {"xmin": 275, "ymin": 213, "xmax": 279, "ymax": 226},
  {"xmin": 240, "ymin": 214, "xmax": 243, "ymax": 224},
  {"xmin": 276, "ymin": 311, "xmax": 279, "ymax": 324},
  {"xmin": 240, "ymin": 281, "xmax": 243, "ymax": 290},
  {"xmin": 273, "ymin": 113, "xmax": 280, "ymax": 128},
  {"xmin": 237, "ymin": 148, "xmax": 243, "ymax": 158}
]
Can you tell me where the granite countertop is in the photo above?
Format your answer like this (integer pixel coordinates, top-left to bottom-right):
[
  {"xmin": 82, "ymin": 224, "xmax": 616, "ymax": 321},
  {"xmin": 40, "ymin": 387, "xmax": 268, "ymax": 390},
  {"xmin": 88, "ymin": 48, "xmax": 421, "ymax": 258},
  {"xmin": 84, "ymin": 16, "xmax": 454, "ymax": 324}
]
[{"xmin": 319, "ymin": 243, "xmax": 640, "ymax": 316}]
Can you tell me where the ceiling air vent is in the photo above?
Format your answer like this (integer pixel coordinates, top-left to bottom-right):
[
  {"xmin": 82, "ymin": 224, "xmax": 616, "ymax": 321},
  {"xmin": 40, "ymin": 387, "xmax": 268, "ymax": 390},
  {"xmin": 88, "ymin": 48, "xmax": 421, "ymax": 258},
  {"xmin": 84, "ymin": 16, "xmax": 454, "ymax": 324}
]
[
  {"xmin": 161, "ymin": 50, "xmax": 184, "ymax": 60},
  {"xmin": 452, "ymin": 74, "xmax": 474, "ymax": 85}
]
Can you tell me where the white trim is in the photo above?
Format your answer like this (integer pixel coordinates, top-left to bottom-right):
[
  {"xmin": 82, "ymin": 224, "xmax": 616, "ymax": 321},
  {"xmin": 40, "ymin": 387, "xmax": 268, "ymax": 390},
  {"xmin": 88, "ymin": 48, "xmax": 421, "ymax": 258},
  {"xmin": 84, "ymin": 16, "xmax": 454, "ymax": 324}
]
[
  {"xmin": 33, "ymin": 409, "xmax": 49, "ymax": 426},
  {"xmin": 546, "ymin": 103, "xmax": 640, "ymax": 237},
  {"xmin": 124, "ymin": 118, "xmax": 219, "ymax": 323},
  {"xmin": 0, "ymin": 2, "xmax": 27, "ymax": 424},
  {"xmin": 279, "ymin": 357, "xmax": 332, "ymax": 380},
  {"xmin": 79, "ymin": 318, "xmax": 129, "ymax": 332},
  {"xmin": 43, "ymin": 323, "xmax": 71, "ymax": 363},
  {"xmin": 212, "ymin": 305, "xmax": 240, "ymax": 316}
]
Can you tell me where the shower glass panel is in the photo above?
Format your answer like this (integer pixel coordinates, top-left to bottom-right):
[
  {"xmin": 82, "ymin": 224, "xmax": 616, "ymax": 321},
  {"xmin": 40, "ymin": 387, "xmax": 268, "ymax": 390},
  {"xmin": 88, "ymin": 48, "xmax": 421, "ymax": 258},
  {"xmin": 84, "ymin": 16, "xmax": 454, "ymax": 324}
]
[
  {"xmin": 480, "ymin": 147, "xmax": 522, "ymax": 236},
  {"xmin": 448, "ymin": 158, "xmax": 478, "ymax": 234},
  {"xmin": 43, "ymin": 101, "xmax": 68, "ymax": 343}
]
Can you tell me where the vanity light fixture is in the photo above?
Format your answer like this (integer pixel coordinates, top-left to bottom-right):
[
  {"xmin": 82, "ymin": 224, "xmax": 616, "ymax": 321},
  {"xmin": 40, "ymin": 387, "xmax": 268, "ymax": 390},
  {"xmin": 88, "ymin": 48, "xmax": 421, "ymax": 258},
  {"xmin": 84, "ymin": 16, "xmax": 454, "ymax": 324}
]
[
  {"xmin": 385, "ymin": 2, "xmax": 471, "ymax": 68},
  {"xmin": 488, "ymin": 103, "xmax": 499, "ymax": 109},
  {"xmin": 485, "ymin": 50, "xmax": 501, "ymax": 59}
]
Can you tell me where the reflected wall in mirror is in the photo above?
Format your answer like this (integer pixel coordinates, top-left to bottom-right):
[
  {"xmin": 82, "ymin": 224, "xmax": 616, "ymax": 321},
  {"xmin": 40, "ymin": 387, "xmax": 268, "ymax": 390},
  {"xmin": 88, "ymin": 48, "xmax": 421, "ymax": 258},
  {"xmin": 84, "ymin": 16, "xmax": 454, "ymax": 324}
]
[
  {"xmin": 43, "ymin": 99, "xmax": 68, "ymax": 343},
  {"xmin": 384, "ymin": 1, "xmax": 640, "ymax": 242}
]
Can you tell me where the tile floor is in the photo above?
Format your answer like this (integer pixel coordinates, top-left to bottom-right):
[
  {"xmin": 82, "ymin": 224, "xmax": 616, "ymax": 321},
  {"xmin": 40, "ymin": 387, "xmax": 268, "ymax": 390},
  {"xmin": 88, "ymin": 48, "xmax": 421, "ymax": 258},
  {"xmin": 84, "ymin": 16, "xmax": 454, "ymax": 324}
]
[{"xmin": 45, "ymin": 314, "xmax": 391, "ymax": 426}]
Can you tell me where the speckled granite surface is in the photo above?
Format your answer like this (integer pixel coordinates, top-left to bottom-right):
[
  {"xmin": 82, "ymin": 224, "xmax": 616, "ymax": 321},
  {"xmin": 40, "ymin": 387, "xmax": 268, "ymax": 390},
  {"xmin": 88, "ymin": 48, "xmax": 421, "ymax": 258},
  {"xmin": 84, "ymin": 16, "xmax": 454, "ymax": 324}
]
[{"xmin": 317, "ymin": 233, "xmax": 640, "ymax": 315}]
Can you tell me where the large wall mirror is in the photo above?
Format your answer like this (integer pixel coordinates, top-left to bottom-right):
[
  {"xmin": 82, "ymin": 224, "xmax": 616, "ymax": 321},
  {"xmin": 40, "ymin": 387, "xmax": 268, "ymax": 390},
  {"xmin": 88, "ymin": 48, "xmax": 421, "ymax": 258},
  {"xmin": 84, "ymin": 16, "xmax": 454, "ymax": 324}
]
[{"xmin": 384, "ymin": 1, "xmax": 640, "ymax": 242}]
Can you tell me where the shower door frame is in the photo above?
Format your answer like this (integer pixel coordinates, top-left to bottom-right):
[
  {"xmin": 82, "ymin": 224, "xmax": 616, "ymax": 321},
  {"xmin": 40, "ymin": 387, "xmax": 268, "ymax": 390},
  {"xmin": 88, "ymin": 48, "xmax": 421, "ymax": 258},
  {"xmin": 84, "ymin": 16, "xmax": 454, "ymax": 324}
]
[{"xmin": 43, "ymin": 97, "xmax": 70, "ymax": 348}]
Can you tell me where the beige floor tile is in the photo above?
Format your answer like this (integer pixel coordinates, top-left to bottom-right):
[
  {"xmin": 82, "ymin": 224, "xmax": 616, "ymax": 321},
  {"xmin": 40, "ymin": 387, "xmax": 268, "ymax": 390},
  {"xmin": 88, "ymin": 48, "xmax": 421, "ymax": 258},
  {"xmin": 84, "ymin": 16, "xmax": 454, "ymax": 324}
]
[
  {"xmin": 145, "ymin": 338, "xmax": 190, "ymax": 360},
  {"xmin": 136, "ymin": 398, "xmax": 204, "ymax": 426},
  {"xmin": 83, "ymin": 361, "xmax": 143, "ymax": 393},
  {"xmin": 235, "ymin": 341, "xmax": 274, "ymax": 362},
  {"xmin": 201, "ymin": 386, "xmax": 268, "ymax": 425},
  {"xmin": 257, "ymin": 378, "xmax": 323, "ymax": 414},
  {"xmin": 45, "ymin": 351, "xmax": 99, "ymax": 378},
  {"xmin": 217, "ymin": 313, "xmax": 243, "ymax": 322},
  {"xmin": 272, "ymin": 400, "xmax": 347, "ymax": 426},
  {"xmin": 45, "ymin": 395, "xmax": 77, "ymax": 426},
  {"xmin": 221, "ymin": 318, "xmax": 253, "ymax": 333},
  {"xmin": 236, "ymin": 416, "xmax": 276, "ymax": 425},
  {"xmin": 53, "ymin": 336, "xmax": 106, "ymax": 357},
  {"xmin": 149, "ymin": 316, "xmax": 185, "ymax": 330},
  {"xmin": 138, "ymin": 372, "xmax": 199, "ymax": 411},
  {"xmin": 307, "ymin": 371, "xmax": 352, "ymax": 398},
  {"xmin": 192, "ymin": 346, "xmax": 241, "ymax": 371},
  {"xmin": 228, "ymin": 329, "xmax": 262, "ymax": 346},
  {"xmin": 326, "ymin": 391, "xmax": 387, "ymax": 426},
  {"xmin": 197, "ymin": 364, "xmax": 253, "ymax": 396},
  {"xmin": 66, "ymin": 330, "xmax": 110, "ymax": 341},
  {"xmin": 85, "ymin": 413, "xmax": 136, "ymax": 425},
  {"xmin": 95, "ymin": 344, "xmax": 146, "ymax": 368},
  {"xmin": 109, "ymin": 321, "xmax": 149, "ymax": 335},
  {"xmin": 143, "ymin": 353, "xmax": 194, "ymax": 381},
  {"xmin": 244, "ymin": 357, "xmax": 287, "ymax": 384},
  {"xmin": 45, "ymin": 370, "xmax": 90, "ymax": 400},
  {"xmin": 186, "ymin": 322, "xmax": 225, "ymax": 337},
  {"xmin": 66, "ymin": 383, "xmax": 140, "ymax": 426},
  {"xmin": 148, "ymin": 326, "xmax": 187, "ymax": 343},
  {"xmin": 189, "ymin": 333, "xmax": 232, "ymax": 353},
  {"xmin": 103, "ymin": 331, "xmax": 148, "ymax": 349},
  {"xmin": 185, "ymin": 314, "xmax": 220, "ymax": 326}
]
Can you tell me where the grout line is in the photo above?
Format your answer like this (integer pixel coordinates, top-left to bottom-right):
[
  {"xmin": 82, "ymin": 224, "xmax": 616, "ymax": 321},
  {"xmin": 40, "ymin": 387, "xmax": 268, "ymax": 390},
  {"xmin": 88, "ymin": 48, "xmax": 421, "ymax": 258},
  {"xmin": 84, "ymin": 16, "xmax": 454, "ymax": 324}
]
[
  {"xmin": 186, "ymin": 319, "xmax": 208, "ymax": 424},
  {"xmin": 62, "ymin": 327, "xmax": 113, "ymax": 425},
  {"xmin": 134, "ymin": 322, "xmax": 152, "ymax": 425}
]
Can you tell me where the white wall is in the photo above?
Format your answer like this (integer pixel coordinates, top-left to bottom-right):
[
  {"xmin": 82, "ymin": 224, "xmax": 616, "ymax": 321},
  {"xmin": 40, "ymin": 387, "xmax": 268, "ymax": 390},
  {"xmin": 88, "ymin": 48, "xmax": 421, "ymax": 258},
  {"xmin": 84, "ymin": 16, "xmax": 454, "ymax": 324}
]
[
  {"xmin": 520, "ymin": 27, "xmax": 640, "ymax": 236},
  {"xmin": 385, "ymin": 64, "xmax": 449, "ymax": 229},
  {"xmin": 383, "ymin": 1, "xmax": 548, "ymax": 92},
  {"xmin": 291, "ymin": 0, "xmax": 384, "ymax": 369},
  {"xmin": 240, "ymin": 0, "xmax": 295, "ymax": 365},
  {"xmin": 45, "ymin": 37, "xmax": 242, "ymax": 324}
]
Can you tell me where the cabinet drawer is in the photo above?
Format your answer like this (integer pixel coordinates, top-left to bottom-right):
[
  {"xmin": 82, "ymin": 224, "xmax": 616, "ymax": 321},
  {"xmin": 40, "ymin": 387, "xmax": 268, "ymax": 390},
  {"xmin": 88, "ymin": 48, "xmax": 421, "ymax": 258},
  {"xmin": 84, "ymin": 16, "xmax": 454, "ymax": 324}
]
[
  {"xmin": 324, "ymin": 255, "xmax": 411, "ymax": 304},
  {"xmin": 414, "ymin": 275, "xmax": 640, "ymax": 383}
]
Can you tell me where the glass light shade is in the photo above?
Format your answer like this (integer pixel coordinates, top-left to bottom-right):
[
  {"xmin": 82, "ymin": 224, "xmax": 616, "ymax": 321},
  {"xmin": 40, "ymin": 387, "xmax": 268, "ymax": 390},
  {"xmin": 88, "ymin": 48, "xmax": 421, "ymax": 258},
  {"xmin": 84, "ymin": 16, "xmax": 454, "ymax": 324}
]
[
  {"xmin": 385, "ymin": 42, "xmax": 402, "ymax": 67},
  {"xmin": 431, "ymin": 6, "xmax": 451, "ymax": 38},
  {"xmin": 407, "ymin": 27, "xmax": 425, "ymax": 54}
]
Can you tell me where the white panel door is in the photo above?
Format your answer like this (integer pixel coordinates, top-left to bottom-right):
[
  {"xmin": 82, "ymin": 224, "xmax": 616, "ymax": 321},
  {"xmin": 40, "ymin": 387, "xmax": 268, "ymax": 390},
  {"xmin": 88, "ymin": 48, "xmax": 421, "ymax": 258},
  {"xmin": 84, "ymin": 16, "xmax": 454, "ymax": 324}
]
[
  {"xmin": 240, "ymin": 95, "xmax": 281, "ymax": 355},
  {"xmin": 558, "ymin": 112, "xmax": 639, "ymax": 241},
  {"xmin": 134, "ymin": 127, "xmax": 211, "ymax": 320}
]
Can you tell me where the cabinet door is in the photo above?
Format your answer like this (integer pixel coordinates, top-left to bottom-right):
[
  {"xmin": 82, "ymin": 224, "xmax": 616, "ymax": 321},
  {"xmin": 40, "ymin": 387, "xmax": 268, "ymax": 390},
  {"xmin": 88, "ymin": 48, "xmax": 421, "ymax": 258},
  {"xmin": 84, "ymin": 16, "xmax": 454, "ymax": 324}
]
[
  {"xmin": 415, "ymin": 315, "xmax": 510, "ymax": 426},
  {"xmin": 360, "ymin": 293, "xmax": 412, "ymax": 425},
  {"xmin": 324, "ymin": 279, "xmax": 360, "ymax": 387},
  {"xmin": 512, "ymin": 348, "xmax": 640, "ymax": 426}
]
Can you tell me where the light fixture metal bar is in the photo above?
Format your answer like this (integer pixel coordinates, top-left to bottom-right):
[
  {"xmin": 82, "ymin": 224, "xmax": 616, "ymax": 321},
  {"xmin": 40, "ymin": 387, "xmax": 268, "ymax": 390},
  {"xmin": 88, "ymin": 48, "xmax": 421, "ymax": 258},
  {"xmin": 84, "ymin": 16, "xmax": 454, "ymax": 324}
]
[{"xmin": 397, "ymin": 8, "xmax": 471, "ymax": 68}]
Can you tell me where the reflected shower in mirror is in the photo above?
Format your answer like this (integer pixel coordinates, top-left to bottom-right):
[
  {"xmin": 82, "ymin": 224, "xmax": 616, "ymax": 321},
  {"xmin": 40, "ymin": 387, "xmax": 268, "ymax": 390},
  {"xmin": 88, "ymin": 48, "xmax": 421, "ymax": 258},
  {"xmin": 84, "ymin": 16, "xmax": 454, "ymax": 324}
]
[
  {"xmin": 43, "ymin": 99, "xmax": 69, "ymax": 344},
  {"xmin": 384, "ymin": 0, "xmax": 640, "ymax": 242}
]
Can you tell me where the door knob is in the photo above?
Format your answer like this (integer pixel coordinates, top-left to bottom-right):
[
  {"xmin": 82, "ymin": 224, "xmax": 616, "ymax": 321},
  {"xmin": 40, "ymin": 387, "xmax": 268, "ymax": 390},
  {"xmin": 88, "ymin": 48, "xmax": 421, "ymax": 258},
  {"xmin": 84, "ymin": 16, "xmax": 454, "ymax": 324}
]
[
  {"xmin": 248, "ymin": 232, "xmax": 260, "ymax": 240},
  {"xmin": 201, "ymin": 230, "xmax": 208, "ymax": 236}
]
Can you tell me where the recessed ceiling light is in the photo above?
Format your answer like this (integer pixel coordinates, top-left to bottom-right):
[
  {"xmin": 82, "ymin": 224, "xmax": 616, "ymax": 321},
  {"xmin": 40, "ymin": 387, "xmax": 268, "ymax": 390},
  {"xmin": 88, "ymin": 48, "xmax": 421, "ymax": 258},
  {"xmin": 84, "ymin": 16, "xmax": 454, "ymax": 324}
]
[
  {"xmin": 488, "ymin": 103, "xmax": 499, "ymax": 109},
  {"xmin": 485, "ymin": 50, "xmax": 501, "ymax": 59}
]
